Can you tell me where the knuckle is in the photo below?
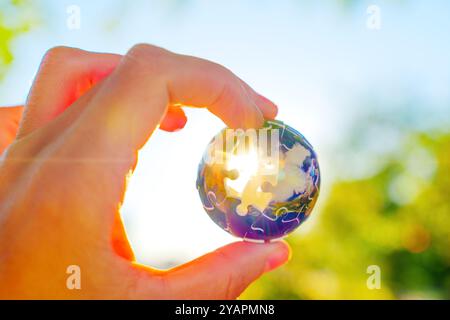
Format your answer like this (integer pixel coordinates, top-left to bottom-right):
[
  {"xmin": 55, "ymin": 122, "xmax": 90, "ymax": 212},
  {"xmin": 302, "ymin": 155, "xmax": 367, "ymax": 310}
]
[
  {"xmin": 126, "ymin": 43, "xmax": 172, "ymax": 71},
  {"xmin": 211, "ymin": 63, "xmax": 235, "ymax": 83},
  {"xmin": 210, "ymin": 78, "xmax": 235, "ymax": 110},
  {"xmin": 42, "ymin": 46, "xmax": 81, "ymax": 63},
  {"xmin": 208, "ymin": 65, "xmax": 240, "ymax": 106},
  {"xmin": 128, "ymin": 43, "xmax": 167, "ymax": 58}
]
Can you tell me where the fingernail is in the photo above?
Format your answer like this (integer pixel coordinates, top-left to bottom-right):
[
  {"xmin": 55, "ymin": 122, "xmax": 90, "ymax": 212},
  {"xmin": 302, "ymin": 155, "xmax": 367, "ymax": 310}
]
[{"xmin": 264, "ymin": 243, "xmax": 291, "ymax": 272}]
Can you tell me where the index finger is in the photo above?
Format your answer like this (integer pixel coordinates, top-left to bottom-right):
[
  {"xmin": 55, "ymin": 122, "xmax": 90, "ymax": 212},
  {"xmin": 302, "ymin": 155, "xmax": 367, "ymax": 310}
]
[{"xmin": 81, "ymin": 44, "xmax": 277, "ymax": 152}]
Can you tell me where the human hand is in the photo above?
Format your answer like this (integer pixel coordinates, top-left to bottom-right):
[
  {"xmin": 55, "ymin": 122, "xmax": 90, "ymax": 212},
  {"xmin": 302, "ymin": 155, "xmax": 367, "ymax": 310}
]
[{"xmin": 0, "ymin": 44, "xmax": 290, "ymax": 299}]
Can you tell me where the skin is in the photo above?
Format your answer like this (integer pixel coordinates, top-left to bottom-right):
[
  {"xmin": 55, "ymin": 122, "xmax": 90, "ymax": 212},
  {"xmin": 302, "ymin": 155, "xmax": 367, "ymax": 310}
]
[{"xmin": 0, "ymin": 44, "xmax": 291, "ymax": 299}]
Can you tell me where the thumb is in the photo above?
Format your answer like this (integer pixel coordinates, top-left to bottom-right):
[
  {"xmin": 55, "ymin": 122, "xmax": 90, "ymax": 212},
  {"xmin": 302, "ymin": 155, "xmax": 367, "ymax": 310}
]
[
  {"xmin": 166, "ymin": 241, "xmax": 291, "ymax": 299},
  {"xmin": 0, "ymin": 106, "xmax": 23, "ymax": 155}
]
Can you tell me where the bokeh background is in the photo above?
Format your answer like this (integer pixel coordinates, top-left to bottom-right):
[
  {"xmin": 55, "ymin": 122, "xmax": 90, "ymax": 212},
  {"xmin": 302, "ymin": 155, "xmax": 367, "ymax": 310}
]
[{"xmin": 1, "ymin": 0, "xmax": 449, "ymax": 299}]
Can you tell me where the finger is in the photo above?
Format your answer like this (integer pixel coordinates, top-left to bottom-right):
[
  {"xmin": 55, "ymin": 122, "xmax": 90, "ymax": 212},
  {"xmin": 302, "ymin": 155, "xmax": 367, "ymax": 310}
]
[
  {"xmin": 79, "ymin": 43, "xmax": 275, "ymax": 155},
  {"xmin": 0, "ymin": 106, "xmax": 24, "ymax": 154},
  {"xmin": 165, "ymin": 241, "xmax": 291, "ymax": 299},
  {"xmin": 166, "ymin": 53, "xmax": 268, "ymax": 129},
  {"xmin": 159, "ymin": 106, "xmax": 187, "ymax": 132},
  {"xmin": 17, "ymin": 46, "xmax": 121, "ymax": 138}
]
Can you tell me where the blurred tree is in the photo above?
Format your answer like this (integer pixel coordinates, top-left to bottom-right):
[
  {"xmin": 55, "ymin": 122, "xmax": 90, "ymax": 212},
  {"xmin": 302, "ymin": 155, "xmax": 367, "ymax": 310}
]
[
  {"xmin": 242, "ymin": 130, "xmax": 450, "ymax": 299},
  {"xmin": 0, "ymin": 0, "xmax": 37, "ymax": 81}
]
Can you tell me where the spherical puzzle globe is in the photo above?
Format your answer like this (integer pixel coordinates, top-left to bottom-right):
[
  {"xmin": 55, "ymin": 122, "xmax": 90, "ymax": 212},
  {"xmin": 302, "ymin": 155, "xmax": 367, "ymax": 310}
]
[{"xmin": 196, "ymin": 120, "xmax": 320, "ymax": 241}]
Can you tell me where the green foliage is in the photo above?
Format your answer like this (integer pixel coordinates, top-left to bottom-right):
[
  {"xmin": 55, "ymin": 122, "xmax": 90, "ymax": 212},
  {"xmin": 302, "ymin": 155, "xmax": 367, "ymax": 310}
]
[
  {"xmin": 0, "ymin": 15, "xmax": 15, "ymax": 79},
  {"xmin": 0, "ymin": 0, "xmax": 36, "ymax": 80},
  {"xmin": 242, "ymin": 131, "xmax": 450, "ymax": 299}
]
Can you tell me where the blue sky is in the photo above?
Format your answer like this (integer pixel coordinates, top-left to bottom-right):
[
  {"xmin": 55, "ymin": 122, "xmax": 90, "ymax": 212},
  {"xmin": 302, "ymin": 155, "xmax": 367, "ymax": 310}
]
[{"xmin": 1, "ymin": 0, "xmax": 449, "ymax": 267}]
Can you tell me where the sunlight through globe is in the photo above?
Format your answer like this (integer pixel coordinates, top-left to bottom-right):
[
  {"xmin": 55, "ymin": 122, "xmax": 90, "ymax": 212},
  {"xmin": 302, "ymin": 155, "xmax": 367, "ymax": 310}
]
[{"xmin": 196, "ymin": 120, "xmax": 321, "ymax": 241}]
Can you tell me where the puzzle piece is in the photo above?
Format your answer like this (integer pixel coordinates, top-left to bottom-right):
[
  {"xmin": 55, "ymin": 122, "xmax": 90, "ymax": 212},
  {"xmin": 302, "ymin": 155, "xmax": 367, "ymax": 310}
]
[
  {"xmin": 235, "ymin": 174, "xmax": 274, "ymax": 216},
  {"xmin": 224, "ymin": 150, "xmax": 280, "ymax": 216},
  {"xmin": 261, "ymin": 143, "xmax": 311, "ymax": 202}
]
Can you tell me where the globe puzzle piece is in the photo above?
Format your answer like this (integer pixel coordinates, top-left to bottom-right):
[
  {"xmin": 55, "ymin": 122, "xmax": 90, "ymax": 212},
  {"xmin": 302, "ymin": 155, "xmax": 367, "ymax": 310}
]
[{"xmin": 197, "ymin": 120, "xmax": 320, "ymax": 241}]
